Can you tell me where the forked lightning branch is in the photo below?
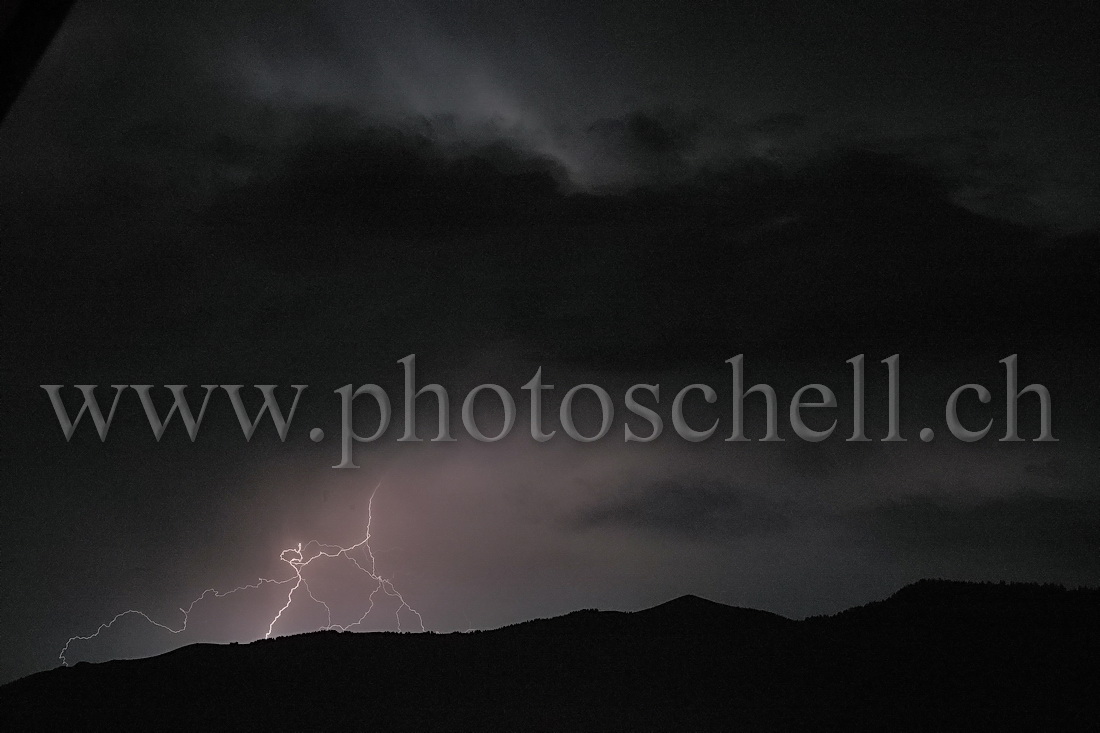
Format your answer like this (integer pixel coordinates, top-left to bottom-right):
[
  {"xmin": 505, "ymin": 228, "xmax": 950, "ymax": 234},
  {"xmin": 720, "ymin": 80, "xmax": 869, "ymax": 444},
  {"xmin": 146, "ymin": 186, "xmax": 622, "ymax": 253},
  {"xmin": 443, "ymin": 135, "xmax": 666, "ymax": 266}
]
[{"xmin": 60, "ymin": 487, "xmax": 424, "ymax": 665}]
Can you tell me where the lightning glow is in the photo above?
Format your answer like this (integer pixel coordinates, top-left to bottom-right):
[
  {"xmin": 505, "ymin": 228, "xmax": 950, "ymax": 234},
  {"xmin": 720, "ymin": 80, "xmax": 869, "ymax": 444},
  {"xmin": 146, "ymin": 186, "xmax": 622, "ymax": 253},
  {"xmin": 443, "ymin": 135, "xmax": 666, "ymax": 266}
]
[{"xmin": 59, "ymin": 485, "xmax": 425, "ymax": 666}]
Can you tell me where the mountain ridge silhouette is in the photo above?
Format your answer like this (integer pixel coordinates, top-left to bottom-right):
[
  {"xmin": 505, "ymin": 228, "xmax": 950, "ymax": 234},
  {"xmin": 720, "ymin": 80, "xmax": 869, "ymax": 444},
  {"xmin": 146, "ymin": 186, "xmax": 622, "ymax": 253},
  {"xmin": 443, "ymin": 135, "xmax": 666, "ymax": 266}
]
[{"xmin": 3, "ymin": 579, "xmax": 1097, "ymax": 731}]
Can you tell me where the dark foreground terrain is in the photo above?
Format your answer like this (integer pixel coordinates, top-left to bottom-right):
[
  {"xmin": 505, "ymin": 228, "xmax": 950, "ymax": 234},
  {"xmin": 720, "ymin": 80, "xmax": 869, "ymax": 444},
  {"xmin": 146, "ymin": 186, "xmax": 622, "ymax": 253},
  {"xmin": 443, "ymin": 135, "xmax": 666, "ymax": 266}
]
[{"xmin": 2, "ymin": 580, "xmax": 1097, "ymax": 731}]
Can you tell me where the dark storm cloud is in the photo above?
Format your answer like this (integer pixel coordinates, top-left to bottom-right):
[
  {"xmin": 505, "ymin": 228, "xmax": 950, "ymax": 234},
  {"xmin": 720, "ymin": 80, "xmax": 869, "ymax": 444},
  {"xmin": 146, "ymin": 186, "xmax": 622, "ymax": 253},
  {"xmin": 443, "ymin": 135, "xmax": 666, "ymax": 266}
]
[
  {"xmin": 9, "ymin": 97, "xmax": 1095, "ymax": 384},
  {"xmin": 747, "ymin": 112, "xmax": 809, "ymax": 135},
  {"xmin": 842, "ymin": 493, "xmax": 1100, "ymax": 579},
  {"xmin": 6, "ymin": 0, "xmax": 1097, "ymax": 229},
  {"xmin": 211, "ymin": 108, "xmax": 566, "ymax": 233},
  {"xmin": 573, "ymin": 479, "xmax": 791, "ymax": 541},
  {"xmin": 208, "ymin": 125, "xmax": 1098, "ymax": 368}
]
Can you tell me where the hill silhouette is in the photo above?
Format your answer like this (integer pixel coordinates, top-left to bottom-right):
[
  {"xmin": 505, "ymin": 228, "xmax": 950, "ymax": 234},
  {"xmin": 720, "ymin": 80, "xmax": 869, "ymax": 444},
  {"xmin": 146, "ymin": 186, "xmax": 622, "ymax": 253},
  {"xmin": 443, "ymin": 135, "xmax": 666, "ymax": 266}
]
[{"xmin": 2, "ymin": 580, "xmax": 1097, "ymax": 731}]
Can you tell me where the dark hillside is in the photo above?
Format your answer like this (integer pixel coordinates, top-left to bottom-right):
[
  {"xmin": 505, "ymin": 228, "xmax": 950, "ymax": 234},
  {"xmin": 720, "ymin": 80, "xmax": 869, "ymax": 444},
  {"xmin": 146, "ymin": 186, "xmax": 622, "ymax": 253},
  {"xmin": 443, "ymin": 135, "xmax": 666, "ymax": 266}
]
[{"xmin": 3, "ymin": 581, "xmax": 1097, "ymax": 731}]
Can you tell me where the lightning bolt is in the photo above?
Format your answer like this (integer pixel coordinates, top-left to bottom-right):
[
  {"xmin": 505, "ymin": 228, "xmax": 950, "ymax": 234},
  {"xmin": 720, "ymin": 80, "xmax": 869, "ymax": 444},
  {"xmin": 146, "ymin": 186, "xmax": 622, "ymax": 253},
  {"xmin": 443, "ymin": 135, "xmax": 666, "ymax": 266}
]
[{"xmin": 60, "ymin": 485, "xmax": 425, "ymax": 666}]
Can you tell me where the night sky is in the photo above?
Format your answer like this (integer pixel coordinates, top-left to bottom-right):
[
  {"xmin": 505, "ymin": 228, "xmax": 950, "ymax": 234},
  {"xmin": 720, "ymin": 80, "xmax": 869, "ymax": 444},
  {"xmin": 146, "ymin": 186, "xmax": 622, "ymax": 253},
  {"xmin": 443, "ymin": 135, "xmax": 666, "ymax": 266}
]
[{"xmin": 2, "ymin": 0, "xmax": 1098, "ymax": 685}]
